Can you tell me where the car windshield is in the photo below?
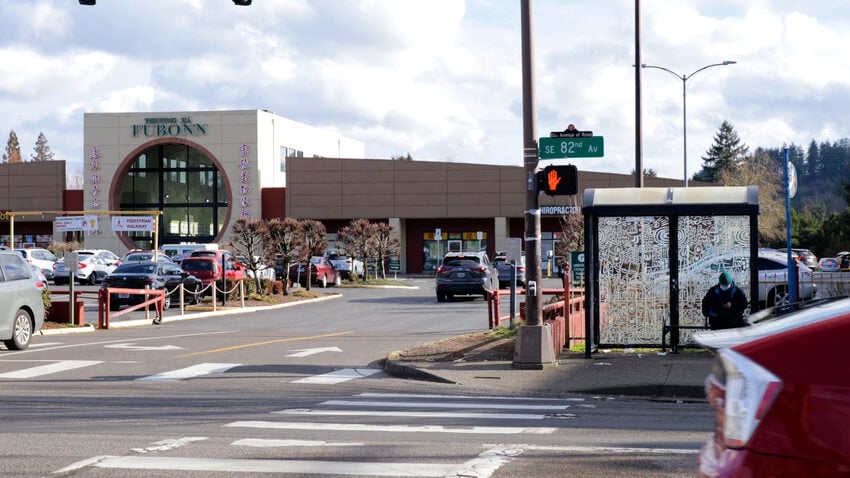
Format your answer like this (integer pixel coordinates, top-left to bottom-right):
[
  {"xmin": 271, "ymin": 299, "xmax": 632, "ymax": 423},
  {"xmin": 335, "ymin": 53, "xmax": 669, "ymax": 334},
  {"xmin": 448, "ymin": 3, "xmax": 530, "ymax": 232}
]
[
  {"xmin": 444, "ymin": 257, "xmax": 481, "ymax": 267},
  {"xmin": 114, "ymin": 263, "xmax": 156, "ymax": 274},
  {"xmin": 183, "ymin": 260, "xmax": 214, "ymax": 271}
]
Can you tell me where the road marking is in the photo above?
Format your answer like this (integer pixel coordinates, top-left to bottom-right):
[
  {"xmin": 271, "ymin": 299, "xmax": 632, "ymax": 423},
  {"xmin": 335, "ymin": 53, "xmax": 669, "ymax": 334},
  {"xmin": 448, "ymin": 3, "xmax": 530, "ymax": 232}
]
[
  {"xmin": 177, "ymin": 331, "xmax": 353, "ymax": 358},
  {"xmin": 105, "ymin": 343, "xmax": 185, "ymax": 351},
  {"xmin": 8, "ymin": 331, "xmax": 234, "ymax": 356},
  {"xmin": 0, "ymin": 360, "xmax": 102, "ymax": 379},
  {"xmin": 29, "ymin": 342, "xmax": 63, "ymax": 348},
  {"xmin": 357, "ymin": 392, "xmax": 587, "ymax": 402},
  {"xmin": 131, "ymin": 437, "xmax": 208, "ymax": 453},
  {"xmin": 321, "ymin": 399, "xmax": 570, "ymax": 411},
  {"xmin": 225, "ymin": 421, "xmax": 556, "ymax": 435},
  {"xmin": 55, "ymin": 456, "xmax": 459, "ymax": 476},
  {"xmin": 136, "ymin": 363, "xmax": 240, "ymax": 381},
  {"xmin": 291, "ymin": 368, "xmax": 381, "ymax": 384},
  {"xmin": 285, "ymin": 346, "xmax": 342, "ymax": 357},
  {"xmin": 275, "ymin": 408, "xmax": 548, "ymax": 420},
  {"xmin": 232, "ymin": 438, "xmax": 364, "ymax": 447}
]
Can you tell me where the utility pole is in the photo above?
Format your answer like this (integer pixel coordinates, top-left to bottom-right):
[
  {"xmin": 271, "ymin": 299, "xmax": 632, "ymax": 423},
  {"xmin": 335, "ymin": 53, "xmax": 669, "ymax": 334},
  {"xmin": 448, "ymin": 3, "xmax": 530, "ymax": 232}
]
[{"xmin": 514, "ymin": 0, "xmax": 556, "ymax": 369}]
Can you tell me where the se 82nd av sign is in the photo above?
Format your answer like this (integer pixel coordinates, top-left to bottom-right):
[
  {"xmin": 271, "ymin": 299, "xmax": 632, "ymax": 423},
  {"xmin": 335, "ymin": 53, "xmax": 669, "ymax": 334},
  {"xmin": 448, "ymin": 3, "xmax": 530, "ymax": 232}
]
[{"xmin": 538, "ymin": 136, "xmax": 604, "ymax": 159}]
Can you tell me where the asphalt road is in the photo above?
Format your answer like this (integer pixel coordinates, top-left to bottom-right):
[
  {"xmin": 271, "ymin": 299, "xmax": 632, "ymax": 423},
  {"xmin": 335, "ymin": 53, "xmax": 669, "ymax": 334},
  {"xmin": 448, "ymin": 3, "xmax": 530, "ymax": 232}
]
[{"xmin": 0, "ymin": 278, "xmax": 712, "ymax": 477}]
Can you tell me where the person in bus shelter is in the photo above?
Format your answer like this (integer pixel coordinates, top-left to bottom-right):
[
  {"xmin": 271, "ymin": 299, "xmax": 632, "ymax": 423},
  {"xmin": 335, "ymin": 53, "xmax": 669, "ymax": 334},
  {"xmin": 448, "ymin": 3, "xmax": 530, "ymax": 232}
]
[{"xmin": 701, "ymin": 271, "xmax": 749, "ymax": 330}]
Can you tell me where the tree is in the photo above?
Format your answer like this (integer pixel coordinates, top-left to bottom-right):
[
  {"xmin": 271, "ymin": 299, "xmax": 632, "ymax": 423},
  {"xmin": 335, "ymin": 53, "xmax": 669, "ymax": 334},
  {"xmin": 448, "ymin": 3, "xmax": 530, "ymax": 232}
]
[
  {"xmin": 228, "ymin": 218, "xmax": 268, "ymax": 293},
  {"xmin": 693, "ymin": 120, "xmax": 749, "ymax": 183},
  {"xmin": 265, "ymin": 217, "xmax": 302, "ymax": 295},
  {"xmin": 371, "ymin": 222, "xmax": 400, "ymax": 279},
  {"xmin": 391, "ymin": 153, "xmax": 413, "ymax": 161},
  {"xmin": 30, "ymin": 132, "xmax": 55, "ymax": 162},
  {"xmin": 337, "ymin": 219, "xmax": 376, "ymax": 280},
  {"xmin": 298, "ymin": 219, "xmax": 328, "ymax": 290},
  {"xmin": 716, "ymin": 147, "xmax": 783, "ymax": 245},
  {"xmin": 555, "ymin": 213, "xmax": 584, "ymax": 260},
  {"xmin": 3, "ymin": 130, "xmax": 22, "ymax": 163}
]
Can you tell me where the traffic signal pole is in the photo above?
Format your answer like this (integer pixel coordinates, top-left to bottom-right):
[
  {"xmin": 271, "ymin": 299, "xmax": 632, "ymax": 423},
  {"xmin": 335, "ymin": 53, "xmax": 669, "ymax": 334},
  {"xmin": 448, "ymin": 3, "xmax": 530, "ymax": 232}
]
[{"xmin": 515, "ymin": 0, "xmax": 556, "ymax": 369}]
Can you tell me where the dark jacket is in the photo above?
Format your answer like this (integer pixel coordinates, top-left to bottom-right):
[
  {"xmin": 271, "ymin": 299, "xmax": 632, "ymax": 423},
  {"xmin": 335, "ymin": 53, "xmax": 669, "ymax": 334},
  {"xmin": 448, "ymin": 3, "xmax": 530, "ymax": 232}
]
[{"xmin": 701, "ymin": 283, "xmax": 749, "ymax": 330}]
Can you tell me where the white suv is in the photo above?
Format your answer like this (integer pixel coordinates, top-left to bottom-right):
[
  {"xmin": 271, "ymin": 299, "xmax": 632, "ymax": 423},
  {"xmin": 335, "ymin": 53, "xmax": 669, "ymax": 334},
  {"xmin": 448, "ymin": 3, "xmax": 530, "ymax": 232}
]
[{"xmin": 15, "ymin": 248, "xmax": 58, "ymax": 280}]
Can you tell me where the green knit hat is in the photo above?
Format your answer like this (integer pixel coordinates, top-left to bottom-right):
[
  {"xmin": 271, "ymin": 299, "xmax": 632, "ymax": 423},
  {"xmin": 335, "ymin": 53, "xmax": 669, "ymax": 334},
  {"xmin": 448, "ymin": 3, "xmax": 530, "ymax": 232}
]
[{"xmin": 719, "ymin": 271, "xmax": 733, "ymax": 285}]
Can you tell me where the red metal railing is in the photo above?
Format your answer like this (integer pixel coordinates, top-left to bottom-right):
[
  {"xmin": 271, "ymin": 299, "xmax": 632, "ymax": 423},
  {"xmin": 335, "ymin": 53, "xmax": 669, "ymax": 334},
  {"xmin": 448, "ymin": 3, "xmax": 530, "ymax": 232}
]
[{"xmin": 98, "ymin": 287, "xmax": 164, "ymax": 329}]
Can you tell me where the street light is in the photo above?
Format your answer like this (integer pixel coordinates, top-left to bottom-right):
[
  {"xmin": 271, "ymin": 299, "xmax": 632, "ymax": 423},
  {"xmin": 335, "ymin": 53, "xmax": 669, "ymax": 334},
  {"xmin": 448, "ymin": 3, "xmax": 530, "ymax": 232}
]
[{"xmin": 641, "ymin": 61, "xmax": 736, "ymax": 187}]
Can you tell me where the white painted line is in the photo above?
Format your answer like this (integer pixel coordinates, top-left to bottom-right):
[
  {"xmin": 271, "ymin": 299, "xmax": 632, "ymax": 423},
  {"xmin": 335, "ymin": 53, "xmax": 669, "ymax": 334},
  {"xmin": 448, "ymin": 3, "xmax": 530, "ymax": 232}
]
[
  {"xmin": 105, "ymin": 344, "xmax": 185, "ymax": 351},
  {"xmin": 275, "ymin": 408, "xmax": 547, "ymax": 420},
  {"xmin": 232, "ymin": 438, "xmax": 364, "ymax": 448},
  {"xmin": 447, "ymin": 444, "xmax": 527, "ymax": 478},
  {"xmin": 60, "ymin": 456, "xmax": 459, "ymax": 476},
  {"xmin": 130, "ymin": 437, "xmax": 208, "ymax": 454},
  {"xmin": 292, "ymin": 368, "xmax": 381, "ymax": 384},
  {"xmin": 136, "ymin": 363, "xmax": 240, "ymax": 381},
  {"xmin": 321, "ymin": 400, "xmax": 570, "ymax": 411},
  {"xmin": 0, "ymin": 360, "xmax": 102, "ymax": 379},
  {"xmin": 29, "ymin": 342, "xmax": 63, "ymax": 348},
  {"xmin": 225, "ymin": 421, "xmax": 556, "ymax": 435},
  {"xmin": 285, "ymin": 346, "xmax": 342, "ymax": 357},
  {"xmin": 357, "ymin": 392, "xmax": 587, "ymax": 402},
  {"xmin": 519, "ymin": 444, "xmax": 700, "ymax": 455}
]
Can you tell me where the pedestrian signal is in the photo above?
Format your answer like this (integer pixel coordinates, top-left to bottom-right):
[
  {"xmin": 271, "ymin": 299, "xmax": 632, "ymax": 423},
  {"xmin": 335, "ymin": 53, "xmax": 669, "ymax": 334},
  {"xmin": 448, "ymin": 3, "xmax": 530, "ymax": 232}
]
[{"xmin": 537, "ymin": 164, "xmax": 578, "ymax": 196}]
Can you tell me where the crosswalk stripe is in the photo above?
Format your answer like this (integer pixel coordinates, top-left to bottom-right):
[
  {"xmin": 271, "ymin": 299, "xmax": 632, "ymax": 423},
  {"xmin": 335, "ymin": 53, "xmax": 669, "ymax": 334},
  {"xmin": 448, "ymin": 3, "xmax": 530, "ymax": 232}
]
[
  {"xmin": 136, "ymin": 363, "xmax": 240, "ymax": 381},
  {"xmin": 232, "ymin": 438, "xmax": 364, "ymax": 447},
  {"xmin": 0, "ymin": 360, "xmax": 102, "ymax": 379},
  {"xmin": 321, "ymin": 399, "xmax": 570, "ymax": 411},
  {"xmin": 291, "ymin": 368, "xmax": 381, "ymax": 384},
  {"xmin": 225, "ymin": 420, "xmax": 556, "ymax": 435},
  {"xmin": 275, "ymin": 408, "xmax": 548, "ymax": 420},
  {"xmin": 60, "ymin": 456, "xmax": 459, "ymax": 476}
]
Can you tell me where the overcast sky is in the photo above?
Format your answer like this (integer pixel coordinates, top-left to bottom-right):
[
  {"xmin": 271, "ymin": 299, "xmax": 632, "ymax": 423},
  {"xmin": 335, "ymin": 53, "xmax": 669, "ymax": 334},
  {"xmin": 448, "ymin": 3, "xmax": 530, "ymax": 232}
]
[{"xmin": 2, "ymin": 0, "xmax": 848, "ymax": 184}]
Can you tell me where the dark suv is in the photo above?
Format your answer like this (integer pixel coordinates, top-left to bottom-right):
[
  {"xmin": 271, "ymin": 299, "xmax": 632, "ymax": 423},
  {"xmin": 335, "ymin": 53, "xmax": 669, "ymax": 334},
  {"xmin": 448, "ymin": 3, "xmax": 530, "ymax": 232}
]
[{"xmin": 435, "ymin": 252, "xmax": 498, "ymax": 302}]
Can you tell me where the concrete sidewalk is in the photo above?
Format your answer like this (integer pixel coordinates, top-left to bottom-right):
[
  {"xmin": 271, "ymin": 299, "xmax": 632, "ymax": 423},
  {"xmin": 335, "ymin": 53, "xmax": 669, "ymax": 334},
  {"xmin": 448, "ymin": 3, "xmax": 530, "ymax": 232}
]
[{"xmin": 385, "ymin": 349, "xmax": 714, "ymax": 401}]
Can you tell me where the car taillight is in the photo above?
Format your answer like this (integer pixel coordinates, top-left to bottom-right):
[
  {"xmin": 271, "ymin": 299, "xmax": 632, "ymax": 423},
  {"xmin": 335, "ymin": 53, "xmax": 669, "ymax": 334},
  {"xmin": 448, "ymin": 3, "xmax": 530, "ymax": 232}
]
[
  {"xmin": 437, "ymin": 266, "xmax": 452, "ymax": 273},
  {"xmin": 78, "ymin": 263, "xmax": 88, "ymax": 269},
  {"xmin": 472, "ymin": 266, "xmax": 486, "ymax": 272},
  {"xmin": 517, "ymin": 266, "xmax": 526, "ymax": 272},
  {"xmin": 717, "ymin": 348, "xmax": 783, "ymax": 449}
]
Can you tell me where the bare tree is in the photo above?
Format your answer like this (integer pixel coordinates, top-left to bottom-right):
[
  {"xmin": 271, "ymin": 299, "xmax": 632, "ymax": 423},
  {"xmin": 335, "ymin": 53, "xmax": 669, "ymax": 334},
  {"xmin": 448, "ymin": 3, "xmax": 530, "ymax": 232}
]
[
  {"xmin": 555, "ymin": 213, "xmax": 584, "ymax": 261},
  {"xmin": 265, "ymin": 217, "xmax": 302, "ymax": 295},
  {"xmin": 372, "ymin": 222, "xmax": 399, "ymax": 279},
  {"xmin": 337, "ymin": 219, "xmax": 375, "ymax": 280},
  {"xmin": 299, "ymin": 219, "xmax": 328, "ymax": 291},
  {"xmin": 228, "ymin": 218, "xmax": 267, "ymax": 293},
  {"xmin": 717, "ymin": 148, "xmax": 783, "ymax": 244}
]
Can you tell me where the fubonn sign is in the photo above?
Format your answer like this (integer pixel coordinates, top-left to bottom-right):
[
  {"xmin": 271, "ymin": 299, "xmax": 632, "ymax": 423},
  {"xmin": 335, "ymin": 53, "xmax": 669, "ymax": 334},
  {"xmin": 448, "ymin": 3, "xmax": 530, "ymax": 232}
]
[{"xmin": 131, "ymin": 117, "xmax": 208, "ymax": 137}]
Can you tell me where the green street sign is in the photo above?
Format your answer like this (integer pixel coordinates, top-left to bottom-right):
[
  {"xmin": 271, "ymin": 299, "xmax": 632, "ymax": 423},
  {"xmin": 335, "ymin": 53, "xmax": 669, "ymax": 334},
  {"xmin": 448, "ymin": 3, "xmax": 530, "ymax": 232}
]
[{"xmin": 538, "ymin": 136, "xmax": 604, "ymax": 159}]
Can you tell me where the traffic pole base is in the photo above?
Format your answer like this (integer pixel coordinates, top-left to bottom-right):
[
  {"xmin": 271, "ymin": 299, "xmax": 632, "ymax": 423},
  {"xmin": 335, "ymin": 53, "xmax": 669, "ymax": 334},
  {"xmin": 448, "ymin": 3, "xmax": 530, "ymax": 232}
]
[{"xmin": 512, "ymin": 324, "xmax": 557, "ymax": 369}]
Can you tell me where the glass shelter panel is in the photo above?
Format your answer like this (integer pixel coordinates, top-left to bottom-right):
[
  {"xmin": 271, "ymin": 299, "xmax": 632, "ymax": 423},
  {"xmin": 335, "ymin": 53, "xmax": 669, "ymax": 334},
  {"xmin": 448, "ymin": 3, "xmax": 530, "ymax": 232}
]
[{"xmin": 597, "ymin": 215, "xmax": 751, "ymax": 346}]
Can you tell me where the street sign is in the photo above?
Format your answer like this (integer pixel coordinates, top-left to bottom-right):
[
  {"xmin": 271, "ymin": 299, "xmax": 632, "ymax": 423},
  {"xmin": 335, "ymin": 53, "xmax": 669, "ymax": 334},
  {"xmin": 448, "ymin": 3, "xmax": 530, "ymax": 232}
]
[
  {"xmin": 112, "ymin": 216, "xmax": 156, "ymax": 232},
  {"xmin": 569, "ymin": 251, "xmax": 585, "ymax": 286},
  {"xmin": 506, "ymin": 238, "xmax": 522, "ymax": 262},
  {"xmin": 55, "ymin": 215, "xmax": 98, "ymax": 232},
  {"xmin": 538, "ymin": 136, "xmax": 604, "ymax": 159}
]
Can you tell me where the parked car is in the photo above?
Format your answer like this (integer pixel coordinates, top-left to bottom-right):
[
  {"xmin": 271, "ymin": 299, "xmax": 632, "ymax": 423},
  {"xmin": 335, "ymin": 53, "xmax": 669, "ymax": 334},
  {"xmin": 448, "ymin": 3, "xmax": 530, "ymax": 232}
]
[
  {"xmin": 493, "ymin": 254, "xmax": 526, "ymax": 288},
  {"xmin": 780, "ymin": 247, "xmax": 818, "ymax": 270},
  {"xmin": 435, "ymin": 251, "xmax": 498, "ymax": 302},
  {"xmin": 817, "ymin": 256, "xmax": 840, "ymax": 272},
  {"xmin": 179, "ymin": 256, "xmax": 244, "ymax": 296},
  {"xmin": 289, "ymin": 256, "xmax": 339, "ymax": 288},
  {"xmin": 53, "ymin": 254, "xmax": 116, "ymax": 285},
  {"xmin": 838, "ymin": 251, "xmax": 850, "ymax": 271},
  {"xmin": 160, "ymin": 243, "xmax": 218, "ymax": 260},
  {"xmin": 756, "ymin": 249, "xmax": 816, "ymax": 307},
  {"xmin": 15, "ymin": 247, "xmax": 57, "ymax": 280},
  {"xmin": 0, "ymin": 251, "xmax": 46, "ymax": 350},
  {"xmin": 326, "ymin": 252, "xmax": 364, "ymax": 280},
  {"xmin": 79, "ymin": 249, "xmax": 120, "ymax": 266},
  {"xmin": 697, "ymin": 298, "xmax": 850, "ymax": 476},
  {"xmin": 189, "ymin": 250, "xmax": 246, "ymax": 281},
  {"xmin": 118, "ymin": 251, "xmax": 174, "ymax": 265},
  {"xmin": 101, "ymin": 261, "xmax": 202, "ymax": 311}
]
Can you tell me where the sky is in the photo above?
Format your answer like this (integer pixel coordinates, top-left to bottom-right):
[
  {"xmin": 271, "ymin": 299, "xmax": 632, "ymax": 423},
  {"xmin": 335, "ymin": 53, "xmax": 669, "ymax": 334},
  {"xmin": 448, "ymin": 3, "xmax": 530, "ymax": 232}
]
[{"xmin": 2, "ymin": 0, "xmax": 849, "ymax": 185}]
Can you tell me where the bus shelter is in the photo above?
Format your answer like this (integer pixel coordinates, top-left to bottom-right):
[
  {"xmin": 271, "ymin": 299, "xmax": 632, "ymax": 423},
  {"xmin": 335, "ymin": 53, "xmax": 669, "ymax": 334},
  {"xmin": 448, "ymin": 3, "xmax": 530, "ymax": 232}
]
[{"xmin": 581, "ymin": 186, "xmax": 759, "ymax": 356}]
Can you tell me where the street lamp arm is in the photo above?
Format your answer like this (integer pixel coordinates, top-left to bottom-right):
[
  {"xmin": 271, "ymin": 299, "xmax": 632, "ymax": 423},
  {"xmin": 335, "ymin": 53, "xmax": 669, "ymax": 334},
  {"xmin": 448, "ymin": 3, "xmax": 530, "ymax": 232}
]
[
  {"xmin": 685, "ymin": 61, "xmax": 737, "ymax": 81},
  {"xmin": 641, "ymin": 64, "xmax": 683, "ymax": 81}
]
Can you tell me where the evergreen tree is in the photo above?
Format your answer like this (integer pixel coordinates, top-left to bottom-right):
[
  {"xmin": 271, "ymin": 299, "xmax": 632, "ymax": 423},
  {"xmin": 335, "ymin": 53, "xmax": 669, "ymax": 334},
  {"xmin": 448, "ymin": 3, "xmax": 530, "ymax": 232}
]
[
  {"xmin": 3, "ymin": 130, "xmax": 22, "ymax": 163},
  {"xmin": 693, "ymin": 120, "xmax": 749, "ymax": 183},
  {"xmin": 30, "ymin": 132, "xmax": 55, "ymax": 162}
]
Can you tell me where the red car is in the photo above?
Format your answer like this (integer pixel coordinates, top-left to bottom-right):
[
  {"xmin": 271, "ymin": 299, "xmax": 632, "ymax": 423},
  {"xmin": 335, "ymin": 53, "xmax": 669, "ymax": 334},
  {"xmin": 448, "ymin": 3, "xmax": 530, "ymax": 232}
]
[
  {"xmin": 697, "ymin": 300, "xmax": 850, "ymax": 477},
  {"xmin": 288, "ymin": 256, "xmax": 338, "ymax": 288}
]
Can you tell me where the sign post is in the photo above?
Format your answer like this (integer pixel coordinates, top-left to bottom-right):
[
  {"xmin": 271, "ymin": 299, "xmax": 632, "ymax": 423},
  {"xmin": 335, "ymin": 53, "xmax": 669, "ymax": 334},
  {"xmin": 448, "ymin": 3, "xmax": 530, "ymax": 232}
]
[{"xmin": 64, "ymin": 252, "xmax": 79, "ymax": 325}]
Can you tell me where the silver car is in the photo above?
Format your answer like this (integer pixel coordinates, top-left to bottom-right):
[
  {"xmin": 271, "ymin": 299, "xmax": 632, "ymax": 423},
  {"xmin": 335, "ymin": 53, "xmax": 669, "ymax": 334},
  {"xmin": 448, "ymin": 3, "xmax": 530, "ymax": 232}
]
[{"xmin": 0, "ymin": 251, "xmax": 46, "ymax": 350}]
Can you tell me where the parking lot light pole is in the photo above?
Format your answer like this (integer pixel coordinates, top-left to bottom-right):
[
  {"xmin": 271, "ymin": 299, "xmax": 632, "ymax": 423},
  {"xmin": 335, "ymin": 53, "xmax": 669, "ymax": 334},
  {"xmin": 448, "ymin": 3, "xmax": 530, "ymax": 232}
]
[{"xmin": 641, "ymin": 61, "xmax": 736, "ymax": 187}]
